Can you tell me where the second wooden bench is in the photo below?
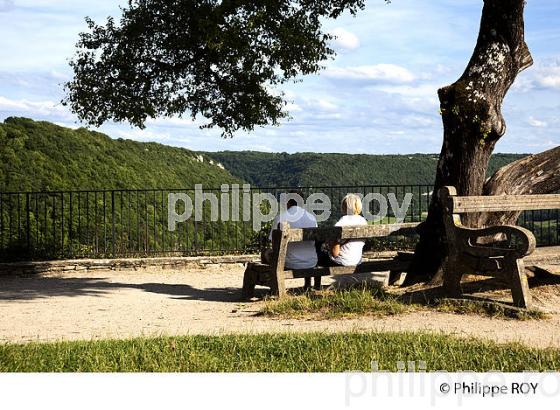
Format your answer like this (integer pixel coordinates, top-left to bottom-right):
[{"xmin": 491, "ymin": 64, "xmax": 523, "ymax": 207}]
[{"xmin": 440, "ymin": 186, "xmax": 560, "ymax": 308}]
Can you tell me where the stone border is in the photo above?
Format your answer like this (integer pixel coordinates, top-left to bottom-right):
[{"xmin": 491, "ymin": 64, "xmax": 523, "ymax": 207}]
[
  {"xmin": 0, "ymin": 255, "xmax": 261, "ymax": 276},
  {"xmin": 0, "ymin": 251, "xmax": 401, "ymax": 276}
]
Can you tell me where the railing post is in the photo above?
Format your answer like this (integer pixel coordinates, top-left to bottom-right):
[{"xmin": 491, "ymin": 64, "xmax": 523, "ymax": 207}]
[
  {"xmin": 60, "ymin": 192, "xmax": 64, "ymax": 258},
  {"xmin": 111, "ymin": 190, "xmax": 116, "ymax": 257},
  {"xmin": 0, "ymin": 193, "xmax": 3, "ymax": 251},
  {"xmin": 25, "ymin": 192, "xmax": 31, "ymax": 257},
  {"xmin": 69, "ymin": 191, "xmax": 73, "ymax": 257}
]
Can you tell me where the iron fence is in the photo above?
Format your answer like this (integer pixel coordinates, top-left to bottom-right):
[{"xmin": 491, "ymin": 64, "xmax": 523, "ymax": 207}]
[{"xmin": 0, "ymin": 185, "xmax": 558, "ymax": 262}]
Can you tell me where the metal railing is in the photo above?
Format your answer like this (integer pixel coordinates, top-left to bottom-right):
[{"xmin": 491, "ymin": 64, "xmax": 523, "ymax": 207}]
[{"xmin": 0, "ymin": 184, "xmax": 558, "ymax": 262}]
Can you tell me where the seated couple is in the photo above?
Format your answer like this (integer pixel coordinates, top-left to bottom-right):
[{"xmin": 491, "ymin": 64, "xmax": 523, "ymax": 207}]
[{"xmin": 261, "ymin": 193, "xmax": 367, "ymax": 269}]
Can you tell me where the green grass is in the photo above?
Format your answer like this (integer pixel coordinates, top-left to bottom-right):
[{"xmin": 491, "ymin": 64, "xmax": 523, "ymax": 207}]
[
  {"xmin": 260, "ymin": 287, "xmax": 413, "ymax": 319},
  {"xmin": 1, "ymin": 333, "xmax": 559, "ymax": 372},
  {"xmin": 260, "ymin": 286, "xmax": 549, "ymax": 321},
  {"xmin": 433, "ymin": 299, "xmax": 550, "ymax": 320}
]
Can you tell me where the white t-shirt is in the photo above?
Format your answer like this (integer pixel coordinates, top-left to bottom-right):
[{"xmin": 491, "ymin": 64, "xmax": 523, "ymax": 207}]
[
  {"xmin": 330, "ymin": 214, "xmax": 368, "ymax": 266},
  {"xmin": 269, "ymin": 206, "xmax": 318, "ymax": 269}
]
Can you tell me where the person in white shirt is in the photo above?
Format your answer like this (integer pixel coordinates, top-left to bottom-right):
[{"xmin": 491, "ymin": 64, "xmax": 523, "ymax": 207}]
[
  {"xmin": 317, "ymin": 194, "xmax": 368, "ymax": 267},
  {"xmin": 261, "ymin": 195, "xmax": 318, "ymax": 270}
]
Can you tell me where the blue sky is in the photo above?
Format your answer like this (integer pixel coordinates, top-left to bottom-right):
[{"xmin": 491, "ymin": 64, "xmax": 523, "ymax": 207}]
[{"xmin": 0, "ymin": 0, "xmax": 559, "ymax": 154}]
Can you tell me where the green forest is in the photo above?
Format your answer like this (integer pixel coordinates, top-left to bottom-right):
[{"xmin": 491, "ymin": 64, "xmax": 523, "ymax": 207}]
[
  {"xmin": 204, "ymin": 151, "xmax": 527, "ymax": 187},
  {"xmin": 0, "ymin": 117, "xmax": 527, "ymax": 191},
  {"xmin": 0, "ymin": 117, "xmax": 241, "ymax": 192}
]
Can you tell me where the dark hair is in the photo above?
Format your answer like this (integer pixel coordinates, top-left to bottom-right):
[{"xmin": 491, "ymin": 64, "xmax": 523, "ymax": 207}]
[
  {"xmin": 286, "ymin": 189, "xmax": 304, "ymax": 208},
  {"xmin": 287, "ymin": 199, "xmax": 298, "ymax": 208}
]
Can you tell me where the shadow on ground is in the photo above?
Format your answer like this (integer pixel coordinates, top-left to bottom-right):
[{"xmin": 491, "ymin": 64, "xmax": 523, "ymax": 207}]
[
  {"xmin": 0, "ymin": 276, "xmax": 247, "ymax": 303},
  {"xmin": 397, "ymin": 274, "xmax": 560, "ymax": 310}
]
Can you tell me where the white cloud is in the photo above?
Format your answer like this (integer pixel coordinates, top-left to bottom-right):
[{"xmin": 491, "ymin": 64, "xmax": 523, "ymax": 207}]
[
  {"xmin": 113, "ymin": 128, "xmax": 171, "ymax": 143},
  {"xmin": 284, "ymin": 102, "xmax": 302, "ymax": 112},
  {"xmin": 539, "ymin": 72, "xmax": 560, "ymax": 89},
  {"xmin": 528, "ymin": 117, "xmax": 548, "ymax": 128},
  {"xmin": 296, "ymin": 97, "xmax": 338, "ymax": 112},
  {"xmin": 330, "ymin": 27, "xmax": 360, "ymax": 51},
  {"xmin": 374, "ymin": 83, "xmax": 440, "ymax": 99},
  {"xmin": 513, "ymin": 62, "xmax": 560, "ymax": 92},
  {"xmin": 0, "ymin": 95, "xmax": 70, "ymax": 118},
  {"xmin": 511, "ymin": 75, "xmax": 535, "ymax": 92},
  {"xmin": 324, "ymin": 64, "xmax": 416, "ymax": 84},
  {"xmin": 53, "ymin": 121, "xmax": 79, "ymax": 129},
  {"xmin": 146, "ymin": 116, "xmax": 196, "ymax": 127},
  {"xmin": 316, "ymin": 99, "xmax": 338, "ymax": 111},
  {"xmin": 402, "ymin": 114, "xmax": 437, "ymax": 128}
]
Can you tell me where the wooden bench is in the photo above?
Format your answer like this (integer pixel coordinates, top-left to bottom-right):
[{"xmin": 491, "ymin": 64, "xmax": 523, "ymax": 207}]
[
  {"xmin": 242, "ymin": 221, "xmax": 419, "ymax": 298},
  {"xmin": 440, "ymin": 186, "xmax": 560, "ymax": 308}
]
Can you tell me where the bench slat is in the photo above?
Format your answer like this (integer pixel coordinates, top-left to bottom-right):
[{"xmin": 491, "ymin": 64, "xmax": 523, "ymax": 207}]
[
  {"xmin": 286, "ymin": 223, "xmax": 419, "ymax": 242},
  {"xmin": 525, "ymin": 246, "xmax": 560, "ymax": 265},
  {"xmin": 452, "ymin": 194, "xmax": 560, "ymax": 213},
  {"xmin": 283, "ymin": 259, "xmax": 412, "ymax": 279}
]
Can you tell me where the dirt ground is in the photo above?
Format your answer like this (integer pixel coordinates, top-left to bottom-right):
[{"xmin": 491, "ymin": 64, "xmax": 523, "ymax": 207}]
[{"xmin": 1, "ymin": 264, "xmax": 560, "ymax": 348}]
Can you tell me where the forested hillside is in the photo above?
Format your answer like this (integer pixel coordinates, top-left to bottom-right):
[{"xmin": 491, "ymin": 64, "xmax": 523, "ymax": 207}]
[
  {"xmin": 204, "ymin": 151, "xmax": 527, "ymax": 187},
  {"xmin": 0, "ymin": 117, "xmax": 241, "ymax": 191},
  {"xmin": 0, "ymin": 118, "xmax": 527, "ymax": 191}
]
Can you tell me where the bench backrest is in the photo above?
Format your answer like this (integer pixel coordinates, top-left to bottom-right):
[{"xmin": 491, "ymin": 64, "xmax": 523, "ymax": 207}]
[
  {"xmin": 270, "ymin": 221, "xmax": 419, "ymax": 278},
  {"xmin": 441, "ymin": 186, "xmax": 560, "ymax": 215},
  {"xmin": 283, "ymin": 223, "xmax": 419, "ymax": 243}
]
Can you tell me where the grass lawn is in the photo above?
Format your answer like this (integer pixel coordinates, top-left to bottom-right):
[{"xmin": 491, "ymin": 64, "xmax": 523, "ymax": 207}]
[
  {"xmin": 260, "ymin": 287, "xmax": 413, "ymax": 319},
  {"xmin": 1, "ymin": 332, "xmax": 559, "ymax": 372},
  {"xmin": 259, "ymin": 287, "xmax": 549, "ymax": 320}
]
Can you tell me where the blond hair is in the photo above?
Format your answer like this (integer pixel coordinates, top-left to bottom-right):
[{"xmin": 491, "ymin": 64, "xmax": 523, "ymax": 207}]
[{"xmin": 341, "ymin": 194, "xmax": 362, "ymax": 216}]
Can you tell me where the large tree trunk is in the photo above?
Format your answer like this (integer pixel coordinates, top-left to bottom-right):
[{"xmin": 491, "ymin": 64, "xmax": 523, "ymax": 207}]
[
  {"xmin": 480, "ymin": 146, "xmax": 560, "ymax": 226},
  {"xmin": 408, "ymin": 0, "xmax": 533, "ymax": 282}
]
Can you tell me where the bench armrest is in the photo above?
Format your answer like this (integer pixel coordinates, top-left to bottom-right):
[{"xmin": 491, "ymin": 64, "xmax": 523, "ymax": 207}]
[{"xmin": 455, "ymin": 224, "xmax": 536, "ymax": 258}]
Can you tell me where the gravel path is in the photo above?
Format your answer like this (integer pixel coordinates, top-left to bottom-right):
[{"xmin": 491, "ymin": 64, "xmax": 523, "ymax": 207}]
[{"xmin": 1, "ymin": 265, "xmax": 560, "ymax": 348}]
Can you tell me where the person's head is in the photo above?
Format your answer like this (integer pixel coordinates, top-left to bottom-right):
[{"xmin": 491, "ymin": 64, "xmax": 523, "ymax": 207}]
[
  {"xmin": 341, "ymin": 194, "xmax": 362, "ymax": 216},
  {"xmin": 285, "ymin": 189, "xmax": 305, "ymax": 209}
]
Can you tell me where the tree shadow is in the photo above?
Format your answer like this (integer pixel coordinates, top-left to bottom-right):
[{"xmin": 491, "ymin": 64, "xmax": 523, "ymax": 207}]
[
  {"xmin": 0, "ymin": 276, "xmax": 246, "ymax": 303},
  {"xmin": 143, "ymin": 283, "xmax": 244, "ymax": 302},
  {"xmin": 398, "ymin": 274, "xmax": 560, "ymax": 307}
]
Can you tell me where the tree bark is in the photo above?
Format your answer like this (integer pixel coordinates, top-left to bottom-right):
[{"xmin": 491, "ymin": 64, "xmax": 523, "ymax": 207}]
[
  {"xmin": 479, "ymin": 146, "xmax": 560, "ymax": 227},
  {"xmin": 408, "ymin": 0, "xmax": 533, "ymax": 282}
]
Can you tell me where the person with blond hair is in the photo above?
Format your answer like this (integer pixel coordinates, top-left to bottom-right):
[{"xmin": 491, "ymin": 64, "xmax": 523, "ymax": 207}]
[{"xmin": 317, "ymin": 193, "xmax": 368, "ymax": 267}]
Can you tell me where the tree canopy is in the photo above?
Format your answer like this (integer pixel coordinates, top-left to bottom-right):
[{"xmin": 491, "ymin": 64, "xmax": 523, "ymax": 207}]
[{"xmin": 64, "ymin": 0, "xmax": 392, "ymax": 137}]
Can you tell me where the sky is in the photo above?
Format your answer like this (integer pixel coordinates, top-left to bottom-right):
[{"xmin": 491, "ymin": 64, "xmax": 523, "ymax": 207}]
[{"xmin": 0, "ymin": 0, "xmax": 559, "ymax": 154}]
